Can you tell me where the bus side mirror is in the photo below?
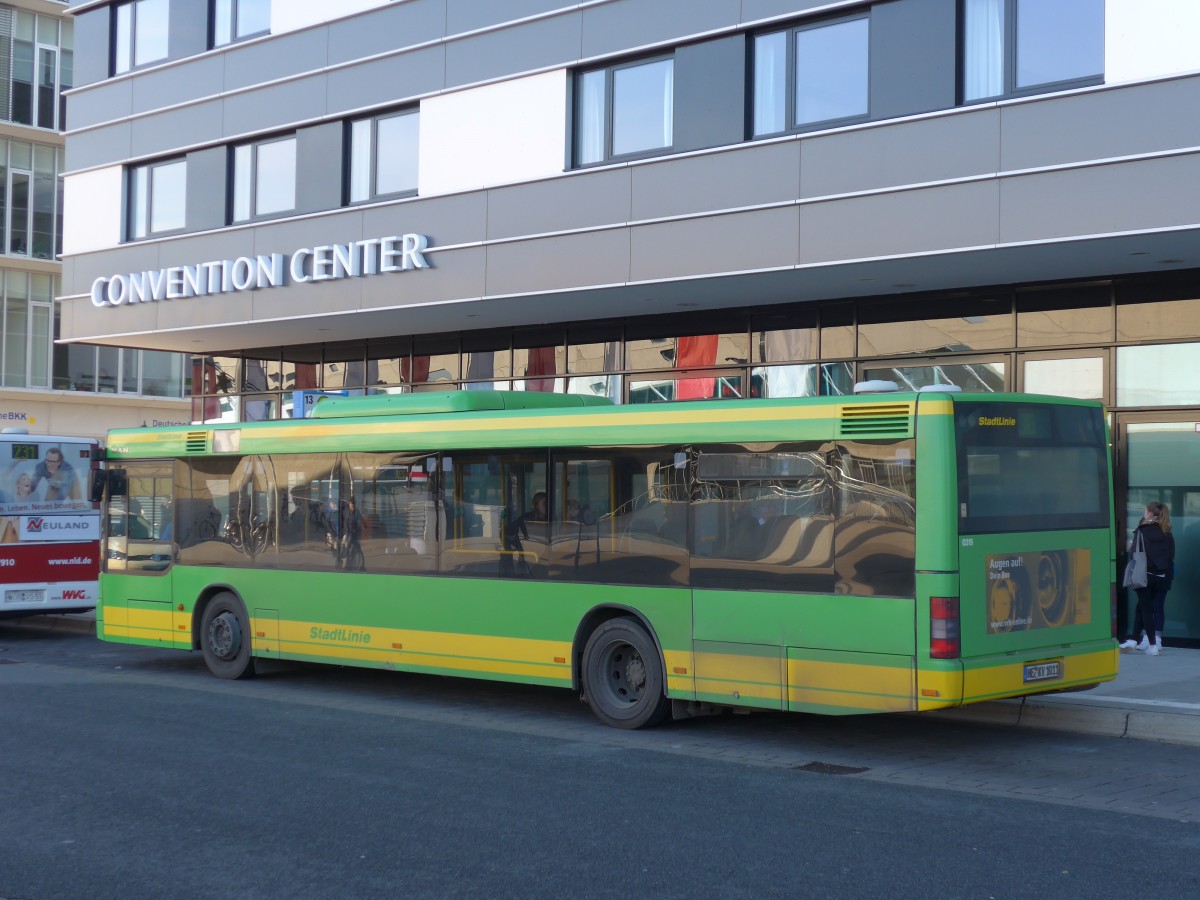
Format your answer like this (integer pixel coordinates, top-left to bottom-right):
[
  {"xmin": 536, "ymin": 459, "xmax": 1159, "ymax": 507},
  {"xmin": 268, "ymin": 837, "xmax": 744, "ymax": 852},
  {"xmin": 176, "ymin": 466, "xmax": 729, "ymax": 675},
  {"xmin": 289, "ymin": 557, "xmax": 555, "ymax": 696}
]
[{"xmin": 90, "ymin": 470, "xmax": 108, "ymax": 503}]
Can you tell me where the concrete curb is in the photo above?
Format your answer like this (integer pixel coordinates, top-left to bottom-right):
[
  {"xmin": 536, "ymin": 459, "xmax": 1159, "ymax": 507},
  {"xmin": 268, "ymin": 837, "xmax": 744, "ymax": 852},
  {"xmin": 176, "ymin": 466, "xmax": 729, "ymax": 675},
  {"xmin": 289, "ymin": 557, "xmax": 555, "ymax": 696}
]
[{"xmin": 932, "ymin": 697, "xmax": 1200, "ymax": 748}]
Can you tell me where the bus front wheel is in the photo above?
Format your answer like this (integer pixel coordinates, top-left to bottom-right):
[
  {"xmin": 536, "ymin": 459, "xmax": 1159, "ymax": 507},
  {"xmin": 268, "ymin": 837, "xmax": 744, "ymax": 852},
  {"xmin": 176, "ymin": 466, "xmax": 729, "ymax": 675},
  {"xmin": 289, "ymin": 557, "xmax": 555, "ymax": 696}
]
[
  {"xmin": 201, "ymin": 592, "xmax": 256, "ymax": 680},
  {"xmin": 582, "ymin": 617, "xmax": 670, "ymax": 729}
]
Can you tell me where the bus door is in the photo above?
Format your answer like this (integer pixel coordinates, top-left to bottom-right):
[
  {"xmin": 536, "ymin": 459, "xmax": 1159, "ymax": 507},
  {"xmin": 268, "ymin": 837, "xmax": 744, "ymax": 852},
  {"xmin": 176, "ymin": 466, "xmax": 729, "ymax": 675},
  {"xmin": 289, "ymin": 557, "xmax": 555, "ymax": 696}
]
[
  {"xmin": 103, "ymin": 461, "xmax": 176, "ymax": 643},
  {"xmin": 952, "ymin": 399, "xmax": 1113, "ymax": 694}
]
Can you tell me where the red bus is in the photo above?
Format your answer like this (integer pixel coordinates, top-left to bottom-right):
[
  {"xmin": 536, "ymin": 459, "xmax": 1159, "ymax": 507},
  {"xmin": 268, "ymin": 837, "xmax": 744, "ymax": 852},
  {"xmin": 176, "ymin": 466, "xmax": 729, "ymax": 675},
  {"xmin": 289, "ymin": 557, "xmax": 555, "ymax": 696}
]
[{"xmin": 0, "ymin": 430, "xmax": 102, "ymax": 618}]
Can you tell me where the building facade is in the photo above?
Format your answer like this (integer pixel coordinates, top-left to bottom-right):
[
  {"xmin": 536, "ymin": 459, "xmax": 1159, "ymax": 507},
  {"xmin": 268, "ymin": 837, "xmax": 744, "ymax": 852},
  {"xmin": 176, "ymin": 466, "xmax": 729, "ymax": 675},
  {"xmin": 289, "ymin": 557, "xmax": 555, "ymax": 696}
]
[
  {"xmin": 0, "ymin": 0, "xmax": 188, "ymax": 438},
  {"xmin": 61, "ymin": 0, "xmax": 1200, "ymax": 640}
]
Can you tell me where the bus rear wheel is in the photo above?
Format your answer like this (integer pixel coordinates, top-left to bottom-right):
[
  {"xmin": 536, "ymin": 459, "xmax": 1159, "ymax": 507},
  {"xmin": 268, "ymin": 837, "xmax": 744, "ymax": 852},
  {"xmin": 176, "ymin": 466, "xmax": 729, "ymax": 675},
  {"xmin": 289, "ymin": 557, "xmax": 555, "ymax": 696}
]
[
  {"xmin": 582, "ymin": 617, "xmax": 670, "ymax": 729},
  {"xmin": 201, "ymin": 592, "xmax": 256, "ymax": 680}
]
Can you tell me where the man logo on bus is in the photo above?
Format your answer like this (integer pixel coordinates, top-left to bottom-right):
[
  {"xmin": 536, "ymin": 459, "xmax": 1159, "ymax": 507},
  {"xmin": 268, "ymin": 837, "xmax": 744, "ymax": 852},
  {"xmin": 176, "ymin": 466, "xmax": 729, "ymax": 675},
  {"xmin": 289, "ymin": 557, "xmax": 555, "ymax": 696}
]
[{"xmin": 27, "ymin": 517, "xmax": 43, "ymax": 532}]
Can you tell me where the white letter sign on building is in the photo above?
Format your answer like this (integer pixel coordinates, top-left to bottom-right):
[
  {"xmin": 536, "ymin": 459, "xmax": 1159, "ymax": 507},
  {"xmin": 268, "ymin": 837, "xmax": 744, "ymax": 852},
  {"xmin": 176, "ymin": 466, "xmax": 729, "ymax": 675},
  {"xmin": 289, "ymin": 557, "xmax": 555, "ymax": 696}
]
[{"xmin": 89, "ymin": 233, "xmax": 431, "ymax": 308}]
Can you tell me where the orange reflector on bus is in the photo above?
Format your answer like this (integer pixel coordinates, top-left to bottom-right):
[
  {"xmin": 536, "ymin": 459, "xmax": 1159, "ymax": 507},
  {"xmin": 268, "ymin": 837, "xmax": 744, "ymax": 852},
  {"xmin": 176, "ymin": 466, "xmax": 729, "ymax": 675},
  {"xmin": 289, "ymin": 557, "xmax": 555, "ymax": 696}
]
[
  {"xmin": 673, "ymin": 667, "xmax": 688, "ymax": 675},
  {"xmin": 177, "ymin": 604, "xmax": 184, "ymax": 611},
  {"xmin": 178, "ymin": 624, "xmax": 187, "ymax": 630},
  {"xmin": 553, "ymin": 656, "xmax": 566, "ymax": 664},
  {"xmin": 392, "ymin": 643, "xmax": 403, "ymax": 650},
  {"xmin": 921, "ymin": 688, "xmax": 940, "ymax": 697}
]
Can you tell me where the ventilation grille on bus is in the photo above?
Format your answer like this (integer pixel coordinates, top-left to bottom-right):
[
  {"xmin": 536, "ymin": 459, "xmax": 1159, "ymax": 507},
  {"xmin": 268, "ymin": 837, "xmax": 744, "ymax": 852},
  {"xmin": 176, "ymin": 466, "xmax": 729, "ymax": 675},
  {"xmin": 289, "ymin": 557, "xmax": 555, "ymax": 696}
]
[
  {"xmin": 839, "ymin": 403, "xmax": 914, "ymax": 437},
  {"xmin": 185, "ymin": 432, "xmax": 209, "ymax": 453}
]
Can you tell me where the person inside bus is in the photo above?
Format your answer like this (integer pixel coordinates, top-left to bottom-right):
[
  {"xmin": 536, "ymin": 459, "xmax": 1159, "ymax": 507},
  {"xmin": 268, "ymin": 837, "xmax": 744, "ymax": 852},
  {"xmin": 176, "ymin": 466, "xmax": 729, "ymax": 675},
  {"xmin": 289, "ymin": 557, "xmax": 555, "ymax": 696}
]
[
  {"xmin": 158, "ymin": 496, "xmax": 174, "ymax": 542},
  {"xmin": 1119, "ymin": 502, "xmax": 1175, "ymax": 656},
  {"xmin": 30, "ymin": 447, "xmax": 82, "ymax": 503}
]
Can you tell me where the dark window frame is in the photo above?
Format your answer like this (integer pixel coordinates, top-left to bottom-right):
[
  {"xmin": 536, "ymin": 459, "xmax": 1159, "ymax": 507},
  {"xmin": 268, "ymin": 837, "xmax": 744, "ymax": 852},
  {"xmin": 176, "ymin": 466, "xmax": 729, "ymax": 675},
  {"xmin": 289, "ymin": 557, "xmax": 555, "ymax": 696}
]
[
  {"xmin": 111, "ymin": 0, "xmax": 170, "ymax": 76},
  {"xmin": 229, "ymin": 134, "xmax": 298, "ymax": 224},
  {"xmin": 958, "ymin": 0, "xmax": 1105, "ymax": 105},
  {"xmin": 572, "ymin": 52, "xmax": 675, "ymax": 168},
  {"xmin": 343, "ymin": 108, "xmax": 420, "ymax": 206},
  {"xmin": 210, "ymin": 0, "xmax": 271, "ymax": 49},
  {"xmin": 751, "ymin": 11, "xmax": 872, "ymax": 139},
  {"xmin": 125, "ymin": 157, "xmax": 188, "ymax": 241}
]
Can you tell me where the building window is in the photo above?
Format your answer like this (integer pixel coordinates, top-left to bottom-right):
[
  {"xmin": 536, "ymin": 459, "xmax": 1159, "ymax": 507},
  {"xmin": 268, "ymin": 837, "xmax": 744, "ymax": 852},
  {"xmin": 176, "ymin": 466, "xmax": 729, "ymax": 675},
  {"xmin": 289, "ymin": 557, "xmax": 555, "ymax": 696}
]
[
  {"xmin": 1, "ymin": 272, "xmax": 53, "ymax": 389},
  {"xmin": 1, "ymin": 140, "xmax": 62, "ymax": 260},
  {"xmin": 574, "ymin": 56, "xmax": 673, "ymax": 166},
  {"xmin": 113, "ymin": 0, "xmax": 169, "ymax": 75},
  {"xmin": 212, "ymin": 0, "xmax": 270, "ymax": 48},
  {"xmin": 347, "ymin": 110, "xmax": 418, "ymax": 203},
  {"xmin": 10, "ymin": 11, "xmax": 73, "ymax": 131},
  {"xmin": 753, "ymin": 15, "xmax": 870, "ymax": 137},
  {"xmin": 231, "ymin": 136, "xmax": 296, "ymax": 222},
  {"xmin": 962, "ymin": 0, "xmax": 1104, "ymax": 102},
  {"xmin": 127, "ymin": 159, "xmax": 187, "ymax": 239}
]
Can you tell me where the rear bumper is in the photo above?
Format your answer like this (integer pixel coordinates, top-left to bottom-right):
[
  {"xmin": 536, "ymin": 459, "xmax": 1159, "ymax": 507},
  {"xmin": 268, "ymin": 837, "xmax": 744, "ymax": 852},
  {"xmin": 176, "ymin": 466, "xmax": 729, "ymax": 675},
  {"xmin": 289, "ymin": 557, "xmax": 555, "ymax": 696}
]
[{"xmin": 916, "ymin": 641, "xmax": 1118, "ymax": 711}]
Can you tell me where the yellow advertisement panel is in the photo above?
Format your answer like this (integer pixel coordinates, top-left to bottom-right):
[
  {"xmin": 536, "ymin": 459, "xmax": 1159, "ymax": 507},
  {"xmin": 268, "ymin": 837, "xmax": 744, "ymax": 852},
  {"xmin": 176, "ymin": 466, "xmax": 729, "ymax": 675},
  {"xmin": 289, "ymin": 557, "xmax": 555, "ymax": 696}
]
[{"xmin": 986, "ymin": 549, "xmax": 1091, "ymax": 634}]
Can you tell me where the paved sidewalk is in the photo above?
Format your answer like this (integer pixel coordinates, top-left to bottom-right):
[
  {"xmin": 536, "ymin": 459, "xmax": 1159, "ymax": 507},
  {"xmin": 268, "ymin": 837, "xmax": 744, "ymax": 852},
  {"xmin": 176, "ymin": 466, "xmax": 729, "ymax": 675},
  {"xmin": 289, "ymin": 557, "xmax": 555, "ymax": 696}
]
[
  {"xmin": 933, "ymin": 645, "xmax": 1200, "ymax": 747},
  {"xmin": 10, "ymin": 611, "xmax": 1200, "ymax": 746}
]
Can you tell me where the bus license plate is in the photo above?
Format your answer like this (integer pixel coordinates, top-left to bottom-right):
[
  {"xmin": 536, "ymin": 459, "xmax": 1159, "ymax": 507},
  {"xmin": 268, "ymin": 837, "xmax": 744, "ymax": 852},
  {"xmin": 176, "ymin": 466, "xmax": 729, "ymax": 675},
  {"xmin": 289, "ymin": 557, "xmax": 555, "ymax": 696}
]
[
  {"xmin": 1023, "ymin": 660, "xmax": 1063, "ymax": 684},
  {"xmin": 5, "ymin": 589, "xmax": 45, "ymax": 604}
]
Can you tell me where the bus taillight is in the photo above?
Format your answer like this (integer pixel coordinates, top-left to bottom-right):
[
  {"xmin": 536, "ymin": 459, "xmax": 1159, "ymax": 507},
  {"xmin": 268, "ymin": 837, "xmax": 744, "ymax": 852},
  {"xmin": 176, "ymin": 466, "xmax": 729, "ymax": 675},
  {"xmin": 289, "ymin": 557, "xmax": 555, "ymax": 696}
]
[{"xmin": 930, "ymin": 597, "xmax": 960, "ymax": 659}]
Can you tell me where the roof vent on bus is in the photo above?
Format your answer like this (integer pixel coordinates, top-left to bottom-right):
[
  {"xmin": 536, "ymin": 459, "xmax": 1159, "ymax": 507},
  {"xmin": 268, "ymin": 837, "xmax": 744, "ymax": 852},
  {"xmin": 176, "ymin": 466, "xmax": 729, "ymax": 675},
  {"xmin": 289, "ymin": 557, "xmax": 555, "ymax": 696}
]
[
  {"xmin": 853, "ymin": 380, "xmax": 899, "ymax": 395},
  {"xmin": 918, "ymin": 384, "xmax": 962, "ymax": 393},
  {"xmin": 1, "ymin": 427, "xmax": 29, "ymax": 434},
  {"xmin": 185, "ymin": 431, "xmax": 209, "ymax": 454},
  {"xmin": 839, "ymin": 403, "xmax": 913, "ymax": 437}
]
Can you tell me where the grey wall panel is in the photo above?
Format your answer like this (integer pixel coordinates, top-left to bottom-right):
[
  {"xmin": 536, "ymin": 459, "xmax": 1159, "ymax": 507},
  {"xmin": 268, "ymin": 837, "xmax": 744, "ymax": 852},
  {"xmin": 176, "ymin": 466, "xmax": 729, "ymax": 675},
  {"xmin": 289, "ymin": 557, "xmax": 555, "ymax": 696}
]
[
  {"xmin": 999, "ymin": 76, "xmax": 1200, "ymax": 172},
  {"xmin": 358, "ymin": 246, "xmax": 487, "ymax": 309},
  {"xmin": 445, "ymin": 13, "xmax": 582, "ymax": 88},
  {"xmin": 67, "ymin": 79, "xmax": 134, "ymax": 131},
  {"xmin": 631, "ymin": 141, "xmax": 800, "ymax": 220},
  {"xmin": 149, "ymin": 286, "xmax": 258, "ymax": 333},
  {"xmin": 66, "ymin": 122, "xmax": 133, "ymax": 172},
  {"xmin": 130, "ymin": 99, "xmax": 223, "ymax": 159},
  {"xmin": 485, "ymin": 229, "xmax": 632, "ymax": 295},
  {"xmin": 156, "ymin": 228, "xmax": 262, "ymax": 270},
  {"xmin": 221, "ymin": 75, "xmax": 327, "ymax": 138},
  {"xmin": 325, "ymin": 45, "xmax": 446, "ymax": 115},
  {"xmin": 185, "ymin": 147, "xmax": 228, "ymax": 231},
  {"xmin": 67, "ymin": 242, "xmax": 165, "ymax": 298},
  {"xmin": 223, "ymin": 28, "xmax": 329, "ymax": 92},
  {"xmin": 999, "ymin": 155, "xmax": 1200, "ymax": 244},
  {"xmin": 799, "ymin": 109, "xmax": 1000, "ymax": 197},
  {"xmin": 72, "ymin": 8, "xmax": 110, "ymax": 88},
  {"xmin": 249, "ymin": 210, "xmax": 366, "ymax": 260},
  {"xmin": 168, "ymin": 0, "xmax": 209, "ymax": 61},
  {"xmin": 295, "ymin": 122, "xmax": 344, "ymax": 215},
  {"xmin": 869, "ymin": 0, "xmax": 956, "ymax": 121},
  {"xmin": 250, "ymin": 274, "xmax": 364, "ymax": 323},
  {"xmin": 361, "ymin": 192, "xmax": 490, "ymax": 248},
  {"xmin": 630, "ymin": 207, "xmax": 800, "ymax": 282},
  {"xmin": 673, "ymin": 36, "xmax": 747, "ymax": 154},
  {"xmin": 799, "ymin": 181, "xmax": 1000, "ymax": 263},
  {"xmin": 130, "ymin": 55, "xmax": 224, "ymax": 115},
  {"xmin": 740, "ymin": 0, "xmax": 857, "ymax": 25},
  {"xmin": 581, "ymin": 0, "xmax": 740, "ymax": 59},
  {"xmin": 447, "ymin": 0, "xmax": 574, "ymax": 34},
  {"xmin": 328, "ymin": 0, "xmax": 447, "ymax": 65},
  {"xmin": 486, "ymin": 168, "xmax": 632, "ymax": 241}
]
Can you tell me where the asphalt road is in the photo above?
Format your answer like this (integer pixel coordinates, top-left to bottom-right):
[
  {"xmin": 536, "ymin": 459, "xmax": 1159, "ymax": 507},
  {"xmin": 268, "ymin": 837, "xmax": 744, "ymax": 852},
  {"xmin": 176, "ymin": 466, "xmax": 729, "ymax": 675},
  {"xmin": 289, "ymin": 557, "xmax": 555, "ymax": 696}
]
[{"xmin": 2, "ymin": 623, "xmax": 1199, "ymax": 899}]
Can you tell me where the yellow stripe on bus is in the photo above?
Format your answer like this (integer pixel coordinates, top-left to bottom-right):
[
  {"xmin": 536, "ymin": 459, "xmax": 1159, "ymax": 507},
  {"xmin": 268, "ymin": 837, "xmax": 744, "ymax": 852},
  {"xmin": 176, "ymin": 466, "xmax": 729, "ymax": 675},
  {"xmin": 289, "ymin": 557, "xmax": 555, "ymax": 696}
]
[
  {"xmin": 787, "ymin": 658, "xmax": 915, "ymax": 712},
  {"xmin": 114, "ymin": 401, "xmax": 921, "ymax": 446}
]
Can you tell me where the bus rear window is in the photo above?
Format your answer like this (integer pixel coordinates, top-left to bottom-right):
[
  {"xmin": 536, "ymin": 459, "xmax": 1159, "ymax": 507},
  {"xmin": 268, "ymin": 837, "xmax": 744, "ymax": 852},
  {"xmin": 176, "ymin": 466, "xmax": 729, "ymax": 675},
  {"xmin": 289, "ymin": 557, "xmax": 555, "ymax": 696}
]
[{"xmin": 955, "ymin": 401, "xmax": 1108, "ymax": 534}]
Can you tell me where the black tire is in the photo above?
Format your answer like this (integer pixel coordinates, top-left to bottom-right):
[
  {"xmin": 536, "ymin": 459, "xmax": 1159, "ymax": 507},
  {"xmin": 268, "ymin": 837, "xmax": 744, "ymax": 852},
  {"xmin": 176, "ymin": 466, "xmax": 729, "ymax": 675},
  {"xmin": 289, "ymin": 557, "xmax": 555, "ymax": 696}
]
[
  {"xmin": 200, "ymin": 592, "xmax": 256, "ymax": 680},
  {"xmin": 582, "ymin": 617, "xmax": 671, "ymax": 729}
]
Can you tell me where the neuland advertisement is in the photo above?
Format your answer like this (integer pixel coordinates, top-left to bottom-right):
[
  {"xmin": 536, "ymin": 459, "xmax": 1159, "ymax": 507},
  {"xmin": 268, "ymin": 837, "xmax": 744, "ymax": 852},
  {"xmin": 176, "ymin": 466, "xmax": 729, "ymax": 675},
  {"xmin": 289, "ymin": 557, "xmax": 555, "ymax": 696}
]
[
  {"xmin": 986, "ymin": 549, "xmax": 1092, "ymax": 633},
  {"xmin": 0, "ymin": 440, "xmax": 98, "ymax": 599}
]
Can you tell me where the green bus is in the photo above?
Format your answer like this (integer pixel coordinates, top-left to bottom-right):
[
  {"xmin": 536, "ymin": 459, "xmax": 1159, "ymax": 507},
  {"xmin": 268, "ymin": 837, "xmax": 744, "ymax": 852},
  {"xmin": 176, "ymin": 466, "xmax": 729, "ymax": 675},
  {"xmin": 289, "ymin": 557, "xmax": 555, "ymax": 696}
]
[{"xmin": 98, "ymin": 389, "xmax": 1117, "ymax": 728}]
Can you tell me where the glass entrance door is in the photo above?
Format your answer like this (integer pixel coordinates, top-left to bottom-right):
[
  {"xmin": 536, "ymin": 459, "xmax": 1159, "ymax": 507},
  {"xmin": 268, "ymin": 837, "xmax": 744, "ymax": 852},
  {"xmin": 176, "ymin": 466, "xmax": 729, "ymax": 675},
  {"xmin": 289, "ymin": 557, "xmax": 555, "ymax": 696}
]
[{"xmin": 1115, "ymin": 414, "xmax": 1200, "ymax": 644}]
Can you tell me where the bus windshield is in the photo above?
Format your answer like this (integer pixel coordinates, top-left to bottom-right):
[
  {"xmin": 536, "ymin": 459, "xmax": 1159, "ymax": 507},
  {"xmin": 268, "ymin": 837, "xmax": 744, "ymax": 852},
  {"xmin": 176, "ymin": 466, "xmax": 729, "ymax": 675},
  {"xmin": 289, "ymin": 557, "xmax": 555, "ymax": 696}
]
[{"xmin": 955, "ymin": 400, "xmax": 1108, "ymax": 534}]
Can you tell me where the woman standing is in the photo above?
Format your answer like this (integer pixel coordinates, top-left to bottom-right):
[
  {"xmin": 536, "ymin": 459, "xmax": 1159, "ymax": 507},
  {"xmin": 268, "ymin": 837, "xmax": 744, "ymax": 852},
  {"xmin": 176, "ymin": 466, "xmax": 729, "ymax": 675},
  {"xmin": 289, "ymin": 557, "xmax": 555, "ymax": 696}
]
[{"xmin": 1119, "ymin": 502, "xmax": 1176, "ymax": 655}]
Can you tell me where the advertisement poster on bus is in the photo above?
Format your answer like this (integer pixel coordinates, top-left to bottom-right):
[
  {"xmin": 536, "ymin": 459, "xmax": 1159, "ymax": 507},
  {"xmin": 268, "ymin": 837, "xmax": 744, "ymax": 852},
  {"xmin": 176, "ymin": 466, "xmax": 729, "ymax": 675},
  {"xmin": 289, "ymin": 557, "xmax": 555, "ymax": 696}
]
[
  {"xmin": 986, "ymin": 549, "xmax": 1091, "ymax": 633},
  {"xmin": 0, "ymin": 440, "xmax": 95, "ymax": 544}
]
